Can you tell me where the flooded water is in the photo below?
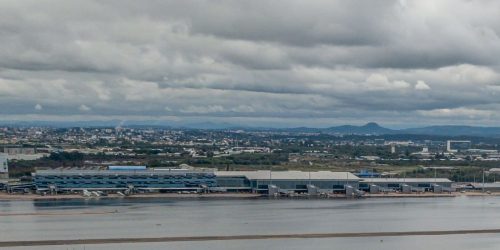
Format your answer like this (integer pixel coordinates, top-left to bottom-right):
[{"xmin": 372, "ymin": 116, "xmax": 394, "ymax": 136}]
[{"xmin": 1, "ymin": 196, "xmax": 500, "ymax": 249}]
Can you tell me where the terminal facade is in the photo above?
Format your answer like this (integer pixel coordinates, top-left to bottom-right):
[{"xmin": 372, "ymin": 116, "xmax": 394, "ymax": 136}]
[
  {"xmin": 33, "ymin": 166, "xmax": 217, "ymax": 192},
  {"xmin": 31, "ymin": 166, "xmax": 453, "ymax": 195},
  {"xmin": 360, "ymin": 178, "xmax": 453, "ymax": 193},
  {"xmin": 33, "ymin": 167, "xmax": 360, "ymax": 194},
  {"xmin": 216, "ymin": 170, "xmax": 360, "ymax": 194}
]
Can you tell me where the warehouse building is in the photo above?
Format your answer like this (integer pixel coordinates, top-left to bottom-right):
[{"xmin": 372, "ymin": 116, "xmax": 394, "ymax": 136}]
[{"xmin": 216, "ymin": 170, "xmax": 360, "ymax": 194}]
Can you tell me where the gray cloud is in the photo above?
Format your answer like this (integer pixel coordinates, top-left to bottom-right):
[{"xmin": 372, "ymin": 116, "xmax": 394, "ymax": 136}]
[{"xmin": 1, "ymin": 0, "xmax": 500, "ymax": 127}]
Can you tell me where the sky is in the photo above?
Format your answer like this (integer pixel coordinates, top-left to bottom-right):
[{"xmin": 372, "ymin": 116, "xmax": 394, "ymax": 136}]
[{"xmin": 1, "ymin": 0, "xmax": 500, "ymax": 128}]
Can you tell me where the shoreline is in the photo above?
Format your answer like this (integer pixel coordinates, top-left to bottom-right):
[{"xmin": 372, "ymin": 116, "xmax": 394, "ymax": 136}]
[{"xmin": 1, "ymin": 191, "xmax": 499, "ymax": 201}]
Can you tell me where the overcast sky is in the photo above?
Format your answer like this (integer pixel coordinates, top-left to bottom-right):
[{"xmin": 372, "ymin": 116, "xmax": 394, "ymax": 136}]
[{"xmin": 1, "ymin": 0, "xmax": 500, "ymax": 128}]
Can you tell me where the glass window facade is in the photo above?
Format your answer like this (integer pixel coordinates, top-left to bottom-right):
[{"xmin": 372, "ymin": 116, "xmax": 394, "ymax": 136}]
[{"xmin": 34, "ymin": 171, "xmax": 216, "ymax": 190}]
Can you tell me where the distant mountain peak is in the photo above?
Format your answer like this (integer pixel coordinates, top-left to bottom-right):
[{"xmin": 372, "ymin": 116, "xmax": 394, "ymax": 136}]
[
  {"xmin": 323, "ymin": 122, "xmax": 393, "ymax": 134},
  {"xmin": 362, "ymin": 122, "xmax": 381, "ymax": 128}
]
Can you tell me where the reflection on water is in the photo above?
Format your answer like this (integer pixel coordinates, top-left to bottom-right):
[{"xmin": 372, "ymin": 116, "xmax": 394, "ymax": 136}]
[{"xmin": 1, "ymin": 196, "xmax": 500, "ymax": 249}]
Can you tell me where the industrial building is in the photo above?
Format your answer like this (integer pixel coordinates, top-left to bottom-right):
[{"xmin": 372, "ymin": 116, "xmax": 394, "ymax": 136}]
[
  {"xmin": 33, "ymin": 166, "xmax": 217, "ymax": 192},
  {"xmin": 3, "ymin": 147, "xmax": 36, "ymax": 155},
  {"xmin": 0, "ymin": 153, "xmax": 8, "ymax": 179},
  {"xmin": 2, "ymin": 147, "xmax": 45, "ymax": 161},
  {"xmin": 360, "ymin": 178, "xmax": 453, "ymax": 193},
  {"xmin": 216, "ymin": 170, "xmax": 360, "ymax": 194}
]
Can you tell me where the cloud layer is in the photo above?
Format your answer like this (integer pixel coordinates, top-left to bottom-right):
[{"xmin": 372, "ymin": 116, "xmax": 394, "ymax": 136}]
[{"xmin": 1, "ymin": 0, "xmax": 500, "ymax": 127}]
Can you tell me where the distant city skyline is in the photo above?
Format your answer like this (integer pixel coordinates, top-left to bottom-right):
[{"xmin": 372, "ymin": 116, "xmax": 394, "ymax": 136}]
[{"xmin": 1, "ymin": 1, "xmax": 500, "ymax": 127}]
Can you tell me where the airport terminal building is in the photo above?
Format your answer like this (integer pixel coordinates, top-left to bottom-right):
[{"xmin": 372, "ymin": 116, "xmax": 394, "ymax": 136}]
[
  {"xmin": 33, "ymin": 166, "xmax": 217, "ymax": 192},
  {"xmin": 360, "ymin": 178, "xmax": 453, "ymax": 193},
  {"xmin": 31, "ymin": 166, "xmax": 452, "ymax": 195},
  {"xmin": 215, "ymin": 170, "xmax": 360, "ymax": 194},
  {"xmin": 32, "ymin": 167, "xmax": 360, "ymax": 194}
]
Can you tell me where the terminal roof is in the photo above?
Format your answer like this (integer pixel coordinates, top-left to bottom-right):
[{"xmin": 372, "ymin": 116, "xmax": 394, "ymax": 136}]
[
  {"xmin": 362, "ymin": 178, "xmax": 452, "ymax": 183},
  {"xmin": 216, "ymin": 170, "xmax": 359, "ymax": 180}
]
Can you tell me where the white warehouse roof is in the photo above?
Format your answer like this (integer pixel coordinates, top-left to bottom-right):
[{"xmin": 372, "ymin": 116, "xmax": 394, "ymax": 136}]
[
  {"xmin": 216, "ymin": 170, "xmax": 359, "ymax": 181},
  {"xmin": 362, "ymin": 178, "xmax": 452, "ymax": 183}
]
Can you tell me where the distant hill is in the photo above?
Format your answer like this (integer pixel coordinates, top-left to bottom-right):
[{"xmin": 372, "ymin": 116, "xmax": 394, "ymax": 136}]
[
  {"xmin": 3, "ymin": 120, "xmax": 500, "ymax": 137},
  {"xmin": 280, "ymin": 123, "xmax": 500, "ymax": 137},
  {"xmin": 322, "ymin": 122, "xmax": 395, "ymax": 135}
]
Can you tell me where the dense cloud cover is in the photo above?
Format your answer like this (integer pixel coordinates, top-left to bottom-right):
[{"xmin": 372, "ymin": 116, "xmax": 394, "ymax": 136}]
[{"xmin": 1, "ymin": 0, "xmax": 500, "ymax": 127}]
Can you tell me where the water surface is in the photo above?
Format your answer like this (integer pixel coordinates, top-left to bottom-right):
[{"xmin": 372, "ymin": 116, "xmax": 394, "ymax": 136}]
[{"xmin": 1, "ymin": 196, "xmax": 499, "ymax": 249}]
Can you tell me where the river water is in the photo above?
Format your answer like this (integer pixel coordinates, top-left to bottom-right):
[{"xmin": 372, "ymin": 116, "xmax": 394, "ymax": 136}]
[{"xmin": 1, "ymin": 196, "xmax": 500, "ymax": 249}]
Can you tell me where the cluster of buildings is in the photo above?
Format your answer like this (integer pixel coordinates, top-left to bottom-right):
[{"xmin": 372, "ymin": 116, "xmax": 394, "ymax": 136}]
[
  {"xmin": 0, "ymin": 126, "xmax": 278, "ymax": 160},
  {"xmin": 4, "ymin": 126, "xmax": 500, "ymax": 164},
  {"xmin": 407, "ymin": 140, "xmax": 500, "ymax": 161}
]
